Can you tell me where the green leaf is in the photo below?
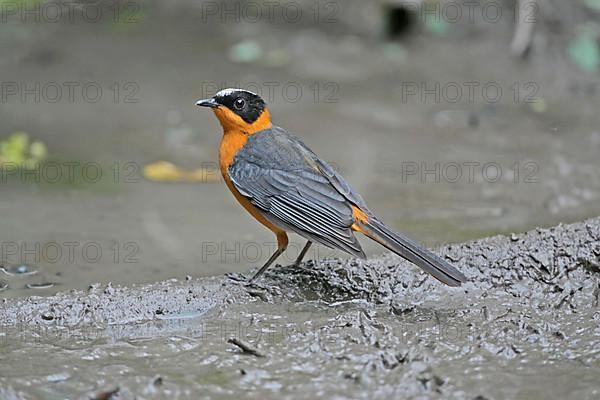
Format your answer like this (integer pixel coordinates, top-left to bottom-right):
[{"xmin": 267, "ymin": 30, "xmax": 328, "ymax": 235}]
[{"xmin": 568, "ymin": 34, "xmax": 600, "ymax": 72}]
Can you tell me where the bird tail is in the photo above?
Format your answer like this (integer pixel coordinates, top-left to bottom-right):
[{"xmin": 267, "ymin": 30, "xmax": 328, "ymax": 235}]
[{"xmin": 355, "ymin": 217, "xmax": 467, "ymax": 286}]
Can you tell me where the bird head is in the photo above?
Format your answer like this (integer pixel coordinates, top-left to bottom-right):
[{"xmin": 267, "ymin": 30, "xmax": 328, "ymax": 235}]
[{"xmin": 196, "ymin": 88, "xmax": 271, "ymax": 134}]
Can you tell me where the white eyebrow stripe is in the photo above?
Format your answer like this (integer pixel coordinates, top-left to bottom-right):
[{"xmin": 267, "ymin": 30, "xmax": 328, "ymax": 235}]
[{"xmin": 215, "ymin": 88, "xmax": 258, "ymax": 97}]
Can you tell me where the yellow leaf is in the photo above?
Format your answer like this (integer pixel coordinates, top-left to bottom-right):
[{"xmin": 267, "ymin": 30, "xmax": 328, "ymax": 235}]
[{"xmin": 143, "ymin": 161, "xmax": 220, "ymax": 183}]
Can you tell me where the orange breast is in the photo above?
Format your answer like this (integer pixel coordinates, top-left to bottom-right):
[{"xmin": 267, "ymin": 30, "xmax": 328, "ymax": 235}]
[{"xmin": 219, "ymin": 129, "xmax": 285, "ymax": 235}]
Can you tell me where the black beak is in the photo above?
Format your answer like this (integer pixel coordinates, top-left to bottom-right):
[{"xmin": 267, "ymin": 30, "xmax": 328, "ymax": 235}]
[{"xmin": 196, "ymin": 97, "xmax": 219, "ymax": 108}]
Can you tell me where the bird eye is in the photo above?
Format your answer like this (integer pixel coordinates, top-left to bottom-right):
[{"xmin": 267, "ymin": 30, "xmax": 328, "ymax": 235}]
[{"xmin": 233, "ymin": 98, "xmax": 245, "ymax": 110}]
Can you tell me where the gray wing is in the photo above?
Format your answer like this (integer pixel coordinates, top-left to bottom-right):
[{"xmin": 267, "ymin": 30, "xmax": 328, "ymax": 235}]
[{"xmin": 228, "ymin": 127, "xmax": 366, "ymax": 258}]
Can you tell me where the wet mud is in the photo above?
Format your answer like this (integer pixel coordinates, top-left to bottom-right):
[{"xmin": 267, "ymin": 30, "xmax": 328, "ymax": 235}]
[{"xmin": 1, "ymin": 218, "xmax": 599, "ymax": 399}]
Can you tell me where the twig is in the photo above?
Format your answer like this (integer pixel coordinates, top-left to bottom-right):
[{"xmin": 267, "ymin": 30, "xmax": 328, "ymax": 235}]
[
  {"xmin": 91, "ymin": 387, "xmax": 119, "ymax": 400},
  {"xmin": 227, "ymin": 338, "xmax": 265, "ymax": 358}
]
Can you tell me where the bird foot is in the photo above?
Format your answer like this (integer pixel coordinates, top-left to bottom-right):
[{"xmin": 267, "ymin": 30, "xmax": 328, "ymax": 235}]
[{"xmin": 225, "ymin": 272, "xmax": 248, "ymax": 283}]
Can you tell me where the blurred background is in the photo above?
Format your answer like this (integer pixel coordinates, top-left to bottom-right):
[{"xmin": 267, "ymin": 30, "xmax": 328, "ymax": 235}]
[{"xmin": 1, "ymin": 0, "xmax": 600, "ymax": 297}]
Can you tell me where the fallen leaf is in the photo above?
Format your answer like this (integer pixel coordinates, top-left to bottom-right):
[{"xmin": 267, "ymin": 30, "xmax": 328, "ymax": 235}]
[{"xmin": 143, "ymin": 161, "xmax": 220, "ymax": 183}]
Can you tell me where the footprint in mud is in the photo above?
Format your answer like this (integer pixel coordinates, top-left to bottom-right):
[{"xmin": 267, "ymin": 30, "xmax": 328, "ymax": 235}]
[
  {"xmin": 0, "ymin": 264, "xmax": 55, "ymax": 292},
  {"xmin": 25, "ymin": 282, "xmax": 55, "ymax": 290},
  {"xmin": 0, "ymin": 263, "xmax": 39, "ymax": 277}
]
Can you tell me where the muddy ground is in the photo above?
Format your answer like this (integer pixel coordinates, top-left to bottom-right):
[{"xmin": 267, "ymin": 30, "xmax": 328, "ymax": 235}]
[{"xmin": 0, "ymin": 217, "xmax": 598, "ymax": 399}]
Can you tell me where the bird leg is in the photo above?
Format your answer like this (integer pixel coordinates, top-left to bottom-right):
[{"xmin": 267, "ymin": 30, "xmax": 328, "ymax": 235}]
[
  {"xmin": 249, "ymin": 232, "xmax": 288, "ymax": 282},
  {"xmin": 293, "ymin": 241, "xmax": 312, "ymax": 267}
]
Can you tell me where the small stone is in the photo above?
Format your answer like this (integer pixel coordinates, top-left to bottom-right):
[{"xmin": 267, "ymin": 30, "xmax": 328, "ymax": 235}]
[
  {"xmin": 16, "ymin": 265, "xmax": 28, "ymax": 274},
  {"xmin": 46, "ymin": 372, "xmax": 70, "ymax": 383},
  {"xmin": 41, "ymin": 313, "xmax": 54, "ymax": 321}
]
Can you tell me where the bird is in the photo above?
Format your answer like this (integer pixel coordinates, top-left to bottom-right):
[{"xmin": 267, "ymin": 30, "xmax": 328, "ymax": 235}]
[{"xmin": 196, "ymin": 88, "xmax": 467, "ymax": 286}]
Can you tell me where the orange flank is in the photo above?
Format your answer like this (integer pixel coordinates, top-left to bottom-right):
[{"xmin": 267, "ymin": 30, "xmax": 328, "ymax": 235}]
[
  {"xmin": 351, "ymin": 205, "xmax": 370, "ymax": 234},
  {"xmin": 221, "ymin": 171, "xmax": 287, "ymax": 244}
]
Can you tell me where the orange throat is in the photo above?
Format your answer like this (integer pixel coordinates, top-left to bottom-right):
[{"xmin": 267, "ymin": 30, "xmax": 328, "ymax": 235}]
[{"xmin": 216, "ymin": 107, "xmax": 272, "ymax": 174}]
